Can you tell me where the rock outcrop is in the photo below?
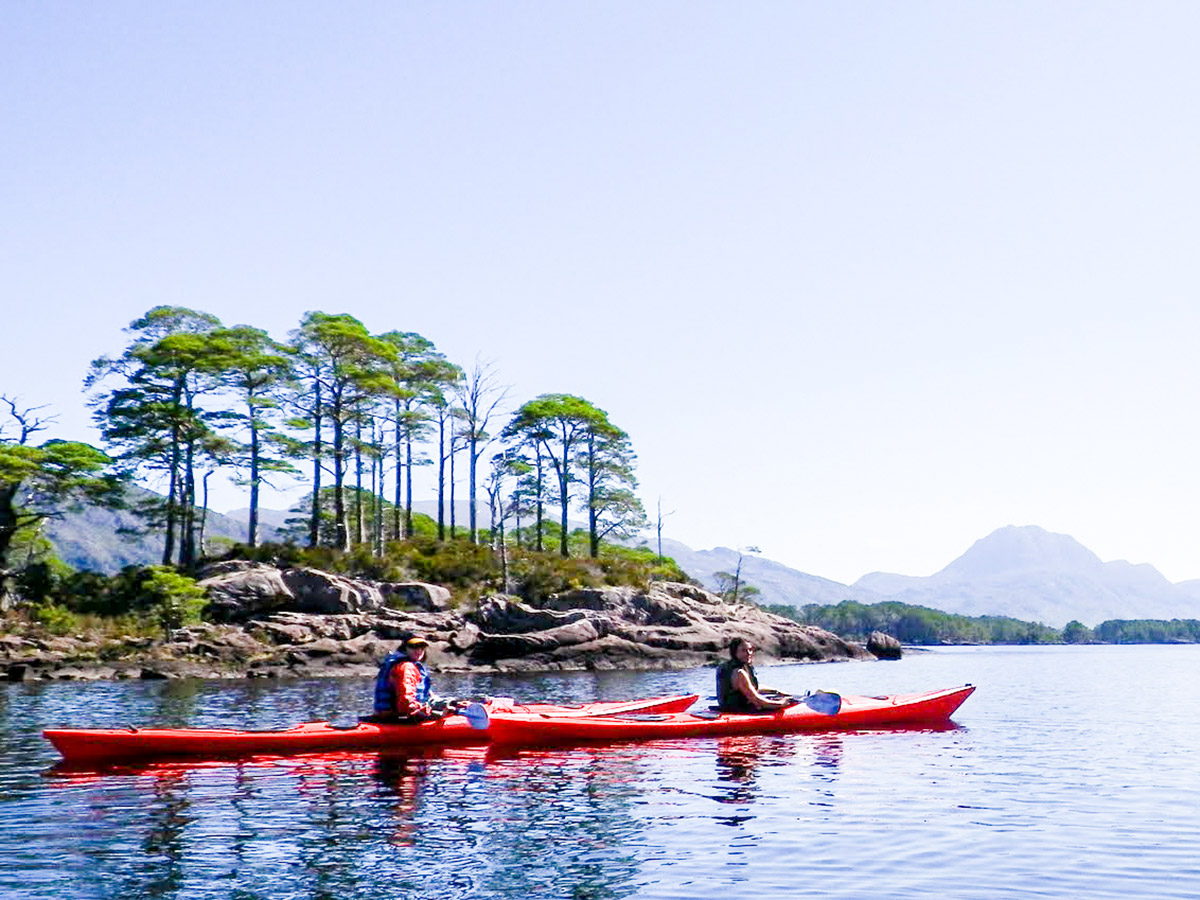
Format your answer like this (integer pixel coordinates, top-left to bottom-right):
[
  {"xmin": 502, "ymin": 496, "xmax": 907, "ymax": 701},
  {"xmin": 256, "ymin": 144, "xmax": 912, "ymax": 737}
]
[
  {"xmin": 2, "ymin": 563, "xmax": 891, "ymax": 681},
  {"xmin": 866, "ymin": 630, "xmax": 903, "ymax": 659}
]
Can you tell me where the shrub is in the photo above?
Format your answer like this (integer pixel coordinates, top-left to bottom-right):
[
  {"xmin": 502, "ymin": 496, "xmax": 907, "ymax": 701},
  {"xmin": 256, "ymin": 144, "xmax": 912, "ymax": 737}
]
[
  {"xmin": 390, "ymin": 537, "xmax": 500, "ymax": 588},
  {"xmin": 32, "ymin": 603, "xmax": 78, "ymax": 636},
  {"xmin": 55, "ymin": 567, "xmax": 153, "ymax": 617},
  {"xmin": 15, "ymin": 558, "xmax": 74, "ymax": 604},
  {"xmin": 140, "ymin": 566, "xmax": 208, "ymax": 638}
]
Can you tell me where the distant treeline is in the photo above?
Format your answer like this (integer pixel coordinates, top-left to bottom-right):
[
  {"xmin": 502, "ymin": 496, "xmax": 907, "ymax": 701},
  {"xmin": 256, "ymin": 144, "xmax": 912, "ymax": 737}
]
[
  {"xmin": 766, "ymin": 600, "xmax": 1200, "ymax": 645},
  {"xmin": 1090, "ymin": 619, "xmax": 1200, "ymax": 644}
]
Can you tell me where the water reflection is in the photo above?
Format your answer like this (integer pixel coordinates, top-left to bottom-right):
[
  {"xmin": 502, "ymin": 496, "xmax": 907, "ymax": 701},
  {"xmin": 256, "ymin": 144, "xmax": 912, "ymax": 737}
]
[
  {"xmin": 713, "ymin": 734, "xmax": 797, "ymax": 806},
  {"xmin": 475, "ymin": 747, "xmax": 649, "ymax": 899},
  {"xmin": 10, "ymin": 649, "xmax": 1200, "ymax": 899},
  {"xmin": 372, "ymin": 752, "xmax": 431, "ymax": 847},
  {"xmin": 144, "ymin": 773, "xmax": 191, "ymax": 893},
  {"xmin": 811, "ymin": 733, "xmax": 844, "ymax": 775}
]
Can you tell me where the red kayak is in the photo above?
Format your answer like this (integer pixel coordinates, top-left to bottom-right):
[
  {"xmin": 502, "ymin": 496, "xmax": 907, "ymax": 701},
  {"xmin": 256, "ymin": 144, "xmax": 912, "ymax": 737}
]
[
  {"xmin": 486, "ymin": 685, "xmax": 976, "ymax": 747},
  {"xmin": 44, "ymin": 694, "xmax": 699, "ymax": 763}
]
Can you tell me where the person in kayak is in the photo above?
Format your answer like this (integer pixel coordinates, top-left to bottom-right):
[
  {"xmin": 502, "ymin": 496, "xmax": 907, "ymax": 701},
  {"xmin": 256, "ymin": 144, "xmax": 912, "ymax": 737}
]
[
  {"xmin": 373, "ymin": 635, "xmax": 464, "ymax": 721},
  {"xmin": 716, "ymin": 638, "xmax": 795, "ymax": 713}
]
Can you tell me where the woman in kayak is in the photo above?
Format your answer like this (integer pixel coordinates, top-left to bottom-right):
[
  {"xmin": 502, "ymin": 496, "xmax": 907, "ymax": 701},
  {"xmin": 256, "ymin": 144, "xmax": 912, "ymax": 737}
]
[
  {"xmin": 716, "ymin": 638, "xmax": 794, "ymax": 713},
  {"xmin": 373, "ymin": 635, "xmax": 464, "ymax": 721}
]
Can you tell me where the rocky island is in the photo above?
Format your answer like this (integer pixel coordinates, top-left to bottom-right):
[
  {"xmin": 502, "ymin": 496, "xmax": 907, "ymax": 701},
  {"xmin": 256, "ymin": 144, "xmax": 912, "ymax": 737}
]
[{"xmin": 3, "ymin": 561, "xmax": 894, "ymax": 682}]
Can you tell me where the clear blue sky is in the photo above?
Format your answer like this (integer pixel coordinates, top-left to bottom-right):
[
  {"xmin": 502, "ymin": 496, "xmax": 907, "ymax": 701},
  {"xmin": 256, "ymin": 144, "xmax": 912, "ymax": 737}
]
[{"xmin": 4, "ymin": 2, "xmax": 1200, "ymax": 585}]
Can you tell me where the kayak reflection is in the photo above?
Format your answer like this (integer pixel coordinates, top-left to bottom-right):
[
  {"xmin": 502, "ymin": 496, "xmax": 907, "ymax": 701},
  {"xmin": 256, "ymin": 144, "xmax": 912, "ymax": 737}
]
[
  {"xmin": 713, "ymin": 734, "xmax": 800, "ymax": 806},
  {"xmin": 372, "ymin": 753, "xmax": 429, "ymax": 847}
]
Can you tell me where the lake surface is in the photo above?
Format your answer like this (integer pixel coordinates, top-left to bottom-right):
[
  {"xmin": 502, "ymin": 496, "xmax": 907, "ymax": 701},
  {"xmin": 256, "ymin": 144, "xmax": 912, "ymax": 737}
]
[{"xmin": 2, "ymin": 645, "xmax": 1198, "ymax": 899}]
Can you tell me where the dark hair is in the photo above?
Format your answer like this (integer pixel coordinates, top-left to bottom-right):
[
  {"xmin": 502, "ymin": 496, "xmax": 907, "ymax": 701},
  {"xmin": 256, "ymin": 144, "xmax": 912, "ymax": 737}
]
[{"xmin": 729, "ymin": 637, "xmax": 749, "ymax": 659}]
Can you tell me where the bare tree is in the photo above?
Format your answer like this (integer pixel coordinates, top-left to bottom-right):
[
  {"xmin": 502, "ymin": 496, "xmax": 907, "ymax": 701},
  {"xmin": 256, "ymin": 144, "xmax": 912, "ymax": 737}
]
[
  {"xmin": 655, "ymin": 497, "xmax": 675, "ymax": 563},
  {"xmin": 454, "ymin": 358, "xmax": 508, "ymax": 544}
]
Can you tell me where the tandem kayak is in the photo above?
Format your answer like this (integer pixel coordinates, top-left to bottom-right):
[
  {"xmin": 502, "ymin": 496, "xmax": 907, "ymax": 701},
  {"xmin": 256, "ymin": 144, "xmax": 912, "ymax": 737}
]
[
  {"xmin": 44, "ymin": 693, "xmax": 700, "ymax": 763},
  {"xmin": 486, "ymin": 685, "xmax": 976, "ymax": 747}
]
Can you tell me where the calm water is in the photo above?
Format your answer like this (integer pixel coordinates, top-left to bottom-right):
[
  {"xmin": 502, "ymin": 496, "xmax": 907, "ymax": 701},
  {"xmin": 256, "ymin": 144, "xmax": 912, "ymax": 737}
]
[{"xmin": 2, "ymin": 645, "xmax": 1198, "ymax": 899}]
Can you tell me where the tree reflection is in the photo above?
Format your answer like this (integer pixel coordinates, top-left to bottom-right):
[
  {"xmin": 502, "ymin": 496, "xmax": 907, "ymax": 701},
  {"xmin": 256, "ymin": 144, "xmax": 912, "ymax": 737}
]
[{"xmin": 473, "ymin": 748, "xmax": 649, "ymax": 900}]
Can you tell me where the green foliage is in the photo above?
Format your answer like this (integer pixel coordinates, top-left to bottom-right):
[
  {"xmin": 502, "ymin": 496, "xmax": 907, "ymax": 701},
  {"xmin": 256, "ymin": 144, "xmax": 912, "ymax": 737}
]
[
  {"xmin": 13, "ymin": 556, "xmax": 73, "ymax": 607},
  {"xmin": 218, "ymin": 534, "xmax": 501, "ymax": 593},
  {"xmin": 391, "ymin": 536, "xmax": 500, "ymax": 589},
  {"xmin": 1093, "ymin": 618, "xmax": 1200, "ymax": 643},
  {"xmin": 141, "ymin": 565, "xmax": 208, "ymax": 637},
  {"xmin": 56, "ymin": 566, "xmax": 154, "ymax": 617},
  {"xmin": 214, "ymin": 528, "xmax": 681, "ymax": 607},
  {"xmin": 502, "ymin": 393, "xmax": 644, "ymax": 558},
  {"xmin": 86, "ymin": 306, "xmax": 227, "ymax": 569},
  {"xmin": 505, "ymin": 544, "xmax": 681, "ymax": 603},
  {"xmin": 508, "ymin": 551, "xmax": 604, "ymax": 603},
  {"xmin": 32, "ymin": 602, "xmax": 78, "ymax": 635},
  {"xmin": 407, "ymin": 512, "xmax": 438, "ymax": 540},
  {"xmin": 606, "ymin": 544, "xmax": 690, "ymax": 583},
  {"xmin": 1, "ymin": 395, "xmax": 118, "ymax": 574},
  {"xmin": 1061, "ymin": 620, "xmax": 1093, "ymax": 643},
  {"xmin": 712, "ymin": 570, "xmax": 763, "ymax": 604},
  {"xmin": 2, "ymin": 602, "xmax": 160, "ymax": 643},
  {"xmin": 791, "ymin": 600, "xmax": 1061, "ymax": 645}
]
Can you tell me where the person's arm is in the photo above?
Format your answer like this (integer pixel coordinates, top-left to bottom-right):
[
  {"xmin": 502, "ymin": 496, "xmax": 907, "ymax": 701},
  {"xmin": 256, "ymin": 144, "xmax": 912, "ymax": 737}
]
[
  {"xmin": 391, "ymin": 662, "xmax": 430, "ymax": 717},
  {"xmin": 731, "ymin": 668, "xmax": 791, "ymax": 710}
]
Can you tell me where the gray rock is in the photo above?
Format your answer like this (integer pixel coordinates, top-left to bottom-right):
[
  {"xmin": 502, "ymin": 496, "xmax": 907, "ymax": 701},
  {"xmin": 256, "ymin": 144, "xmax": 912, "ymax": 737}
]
[
  {"xmin": 280, "ymin": 568, "xmax": 385, "ymax": 615},
  {"xmin": 380, "ymin": 582, "xmax": 454, "ymax": 611},
  {"xmin": 201, "ymin": 565, "xmax": 294, "ymax": 620},
  {"xmin": 867, "ymin": 631, "xmax": 903, "ymax": 659},
  {"xmin": 295, "ymin": 637, "xmax": 344, "ymax": 658},
  {"xmin": 449, "ymin": 622, "xmax": 481, "ymax": 651},
  {"xmin": 471, "ymin": 618, "xmax": 605, "ymax": 662},
  {"xmin": 200, "ymin": 564, "xmax": 453, "ymax": 620},
  {"xmin": 251, "ymin": 621, "xmax": 317, "ymax": 645}
]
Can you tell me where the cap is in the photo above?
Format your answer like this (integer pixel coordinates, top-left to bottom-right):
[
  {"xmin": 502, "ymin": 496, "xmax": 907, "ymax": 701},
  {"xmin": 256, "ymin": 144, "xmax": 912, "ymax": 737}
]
[{"xmin": 405, "ymin": 635, "xmax": 430, "ymax": 648}]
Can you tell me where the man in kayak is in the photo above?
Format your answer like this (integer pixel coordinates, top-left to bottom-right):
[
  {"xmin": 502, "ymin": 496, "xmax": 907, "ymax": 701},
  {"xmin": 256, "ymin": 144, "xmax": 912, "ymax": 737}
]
[
  {"xmin": 373, "ymin": 635, "xmax": 464, "ymax": 721},
  {"xmin": 716, "ymin": 638, "xmax": 795, "ymax": 713}
]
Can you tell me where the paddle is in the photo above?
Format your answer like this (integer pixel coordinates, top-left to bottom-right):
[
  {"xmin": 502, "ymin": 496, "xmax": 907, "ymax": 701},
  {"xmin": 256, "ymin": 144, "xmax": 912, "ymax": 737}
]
[
  {"xmin": 799, "ymin": 690, "xmax": 842, "ymax": 715},
  {"xmin": 463, "ymin": 702, "xmax": 491, "ymax": 730},
  {"xmin": 762, "ymin": 689, "xmax": 842, "ymax": 715}
]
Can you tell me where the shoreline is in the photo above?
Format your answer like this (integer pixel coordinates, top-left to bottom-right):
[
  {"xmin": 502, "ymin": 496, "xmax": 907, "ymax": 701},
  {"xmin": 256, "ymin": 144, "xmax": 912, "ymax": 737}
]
[{"xmin": 3, "ymin": 568, "xmax": 881, "ymax": 683}]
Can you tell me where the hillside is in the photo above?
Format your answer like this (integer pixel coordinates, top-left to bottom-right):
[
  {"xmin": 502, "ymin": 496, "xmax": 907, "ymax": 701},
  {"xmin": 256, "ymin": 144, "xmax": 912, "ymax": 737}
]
[
  {"xmin": 44, "ymin": 488, "xmax": 279, "ymax": 573},
  {"xmin": 654, "ymin": 539, "xmax": 873, "ymax": 608},
  {"xmin": 853, "ymin": 525, "xmax": 1200, "ymax": 627}
]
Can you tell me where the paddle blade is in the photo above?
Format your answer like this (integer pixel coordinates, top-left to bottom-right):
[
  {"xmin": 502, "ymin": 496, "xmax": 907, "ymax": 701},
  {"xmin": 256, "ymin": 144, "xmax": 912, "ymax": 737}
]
[
  {"xmin": 805, "ymin": 691, "xmax": 842, "ymax": 715},
  {"xmin": 462, "ymin": 702, "xmax": 490, "ymax": 730}
]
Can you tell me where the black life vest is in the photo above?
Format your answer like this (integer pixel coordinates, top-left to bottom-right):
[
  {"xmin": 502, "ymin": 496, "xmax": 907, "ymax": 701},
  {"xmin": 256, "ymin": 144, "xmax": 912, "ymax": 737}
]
[{"xmin": 716, "ymin": 660, "xmax": 759, "ymax": 713}]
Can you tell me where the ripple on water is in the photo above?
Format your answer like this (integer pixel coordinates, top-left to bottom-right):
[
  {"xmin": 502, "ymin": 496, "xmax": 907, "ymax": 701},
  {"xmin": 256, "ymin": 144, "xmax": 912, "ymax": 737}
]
[{"xmin": 5, "ymin": 646, "xmax": 1200, "ymax": 899}]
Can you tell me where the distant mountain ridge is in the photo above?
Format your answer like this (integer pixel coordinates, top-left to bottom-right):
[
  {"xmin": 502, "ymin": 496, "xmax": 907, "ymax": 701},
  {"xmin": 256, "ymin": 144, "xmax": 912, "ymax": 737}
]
[
  {"xmin": 851, "ymin": 525, "xmax": 1200, "ymax": 627},
  {"xmin": 45, "ymin": 488, "xmax": 281, "ymax": 573},
  {"xmin": 652, "ymin": 539, "xmax": 869, "ymax": 608},
  {"xmin": 40, "ymin": 496, "xmax": 1200, "ymax": 628},
  {"xmin": 660, "ymin": 526, "xmax": 1200, "ymax": 628}
]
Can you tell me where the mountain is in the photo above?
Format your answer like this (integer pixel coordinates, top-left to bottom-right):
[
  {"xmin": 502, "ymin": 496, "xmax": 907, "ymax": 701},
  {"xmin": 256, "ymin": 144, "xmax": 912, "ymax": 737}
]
[
  {"xmin": 853, "ymin": 525, "xmax": 1200, "ymax": 628},
  {"xmin": 1177, "ymin": 580, "xmax": 1200, "ymax": 604},
  {"xmin": 44, "ymin": 488, "xmax": 278, "ymax": 574},
  {"xmin": 652, "ymin": 539, "xmax": 872, "ymax": 608},
  {"xmin": 224, "ymin": 507, "xmax": 295, "ymax": 535}
]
